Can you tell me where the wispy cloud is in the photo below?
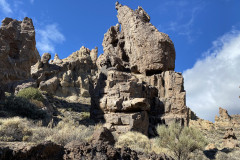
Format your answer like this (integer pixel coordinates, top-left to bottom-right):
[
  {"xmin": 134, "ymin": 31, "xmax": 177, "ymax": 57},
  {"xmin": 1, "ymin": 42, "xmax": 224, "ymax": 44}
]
[
  {"xmin": 157, "ymin": 0, "xmax": 204, "ymax": 42},
  {"xmin": 0, "ymin": 0, "xmax": 12, "ymax": 14},
  {"xmin": 36, "ymin": 24, "xmax": 65, "ymax": 54},
  {"xmin": 30, "ymin": 0, "xmax": 34, "ymax": 4},
  {"xmin": 183, "ymin": 28, "xmax": 240, "ymax": 121},
  {"xmin": 0, "ymin": 0, "xmax": 29, "ymax": 20}
]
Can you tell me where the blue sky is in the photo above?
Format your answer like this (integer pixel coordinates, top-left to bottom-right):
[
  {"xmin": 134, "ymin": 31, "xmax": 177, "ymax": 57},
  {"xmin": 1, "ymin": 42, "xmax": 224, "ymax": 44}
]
[{"xmin": 0, "ymin": 0, "xmax": 240, "ymax": 121}]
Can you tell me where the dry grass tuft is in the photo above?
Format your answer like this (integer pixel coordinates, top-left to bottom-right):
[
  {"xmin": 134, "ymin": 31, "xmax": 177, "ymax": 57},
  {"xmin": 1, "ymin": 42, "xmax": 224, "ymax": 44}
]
[
  {"xmin": 115, "ymin": 131, "xmax": 151, "ymax": 153},
  {"xmin": 0, "ymin": 116, "xmax": 99, "ymax": 146}
]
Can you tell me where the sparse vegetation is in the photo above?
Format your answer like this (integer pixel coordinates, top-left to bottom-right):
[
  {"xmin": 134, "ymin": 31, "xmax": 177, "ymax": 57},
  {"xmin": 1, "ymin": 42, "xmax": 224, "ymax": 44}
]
[
  {"xmin": 46, "ymin": 120, "xmax": 95, "ymax": 145},
  {"xmin": 0, "ymin": 117, "xmax": 32, "ymax": 141},
  {"xmin": 115, "ymin": 131, "xmax": 151, "ymax": 153},
  {"xmin": 0, "ymin": 116, "xmax": 98, "ymax": 145},
  {"xmin": 3, "ymin": 96, "xmax": 47, "ymax": 119},
  {"xmin": 155, "ymin": 123, "xmax": 208, "ymax": 160}
]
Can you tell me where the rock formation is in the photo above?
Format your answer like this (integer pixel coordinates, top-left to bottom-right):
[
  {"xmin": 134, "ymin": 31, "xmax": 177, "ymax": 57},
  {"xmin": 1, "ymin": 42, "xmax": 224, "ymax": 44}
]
[
  {"xmin": 30, "ymin": 46, "xmax": 97, "ymax": 101},
  {"xmin": 91, "ymin": 2, "xmax": 191, "ymax": 136},
  {"xmin": 0, "ymin": 140, "xmax": 174, "ymax": 160},
  {"xmin": 101, "ymin": 2, "xmax": 175, "ymax": 75},
  {"xmin": 215, "ymin": 107, "xmax": 240, "ymax": 129},
  {"xmin": 223, "ymin": 128, "xmax": 239, "ymax": 149},
  {"xmin": 64, "ymin": 141, "xmax": 174, "ymax": 160},
  {"xmin": 0, "ymin": 17, "xmax": 40, "ymax": 92}
]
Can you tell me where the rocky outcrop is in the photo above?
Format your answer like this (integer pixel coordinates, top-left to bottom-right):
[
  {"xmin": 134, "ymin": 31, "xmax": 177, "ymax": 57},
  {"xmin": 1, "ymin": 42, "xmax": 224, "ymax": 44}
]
[
  {"xmin": 91, "ymin": 3, "xmax": 190, "ymax": 136},
  {"xmin": 91, "ymin": 127, "xmax": 115, "ymax": 145},
  {"xmin": 30, "ymin": 46, "xmax": 97, "ymax": 102},
  {"xmin": 0, "ymin": 141, "xmax": 173, "ymax": 160},
  {"xmin": 64, "ymin": 141, "xmax": 173, "ymax": 160},
  {"xmin": 215, "ymin": 107, "xmax": 240, "ymax": 129},
  {"xmin": 91, "ymin": 70, "xmax": 158, "ymax": 135},
  {"xmin": 189, "ymin": 119, "xmax": 215, "ymax": 131},
  {"xmin": 0, "ymin": 17, "xmax": 40, "ymax": 92},
  {"xmin": 223, "ymin": 128, "xmax": 239, "ymax": 149},
  {"xmin": 0, "ymin": 141, "xmax": 64, "ymax": 160},
  {"xmin": 101, "ymin": 2, "xmax": 175, "ymax": 75},
  {"xmin": 190, "ymin": 107, "xmax": 240, "ymax": 150}
]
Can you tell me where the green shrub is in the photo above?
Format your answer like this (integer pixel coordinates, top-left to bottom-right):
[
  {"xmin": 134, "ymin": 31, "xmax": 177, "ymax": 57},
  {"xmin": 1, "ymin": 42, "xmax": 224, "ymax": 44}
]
[
  {"xmin": 4, "ymin": 96, "xmax": 47, "ymax": 119},
  {"xmin": 156, "ymin": 123, "xmax": 208, "ymax": 160},
  {"xmin": 16, "ymin": 87, "xmax": 44, "ymax": 102},
  {"xmin": 115, "ymin": 131, "xmax": 151, "ymax": 153}
]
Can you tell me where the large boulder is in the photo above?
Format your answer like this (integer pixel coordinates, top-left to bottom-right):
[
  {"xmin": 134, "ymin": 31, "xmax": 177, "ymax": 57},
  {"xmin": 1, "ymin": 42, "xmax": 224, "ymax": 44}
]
[
  {"xmin": 0, "ymin": 17, "xmax": 40, "ymax": 92},
  {"xmin": 223, "ymin": 128, "xmax": 239, "ymax": 149},
  {"xmin": 100, "ymin": 2, "xmax": 175, "ymax": 75},
  {"xmin": 91, "ymin": 127, "xmax": 115, "ymax": 145}
]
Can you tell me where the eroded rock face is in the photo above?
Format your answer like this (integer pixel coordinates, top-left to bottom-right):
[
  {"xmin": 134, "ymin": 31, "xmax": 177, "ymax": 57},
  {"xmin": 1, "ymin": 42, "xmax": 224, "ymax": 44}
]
[
  {"xmin": 91, "ymin": 3, "xmax": 190, "ymax": 136},
  {"xmin": 30, "ymin": 46, "xmax": 97, "ymax": 101},
  {"xmin": 215, "ymin": 107, "xmax": 231, "ymax": 122},
  {"xmin": 100, "ymin": 2, "xmax": 175, "ymax": 75},
  {"xmin": 0, "ymin": 17, "xmax": 40, "ymax": 91},
  {"xmin": 223, "ymin": 128, "xmax": 239, "ymax": 149}
]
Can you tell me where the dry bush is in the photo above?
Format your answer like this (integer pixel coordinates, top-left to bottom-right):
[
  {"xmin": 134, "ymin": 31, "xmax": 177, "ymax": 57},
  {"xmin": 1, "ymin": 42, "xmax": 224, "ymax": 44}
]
[
  {"xmin": 46, "ymin": 120, "xmax": 96, "ymax": 145},
  {"xmin": 115, "ymin": 131, "xmax": 151, "ymax": 153},
  {"xmin": 0, "ymin": 117, "xmax": 98, "ymax": 145},
  {"xmin": 29, "ymin": 127, "xmax": 54, "ymax": 143},
  {"xmin": 0, "ymin": 117, "xmax": 32, "ymax": 141},
  {"xmin": 156, "ymin": 123, "xmax": 208, "ymax": 160}
]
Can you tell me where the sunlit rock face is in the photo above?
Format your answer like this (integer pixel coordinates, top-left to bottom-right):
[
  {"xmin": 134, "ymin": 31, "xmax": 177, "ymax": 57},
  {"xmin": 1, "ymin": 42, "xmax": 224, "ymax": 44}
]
[
  {"xmin": 30, "ymin": 46, "xmax": 98, "ymax": 102},
  {"xmin": 101, "ymin": 2, "xmax": 175, "ymax": 75},
  {"xmin": 0, "ymin": 17, "xmax": 40, "ymax": 91},
  {"xmin": 91, "ymin": 3, "xmax": 189, "ymax": 137}
]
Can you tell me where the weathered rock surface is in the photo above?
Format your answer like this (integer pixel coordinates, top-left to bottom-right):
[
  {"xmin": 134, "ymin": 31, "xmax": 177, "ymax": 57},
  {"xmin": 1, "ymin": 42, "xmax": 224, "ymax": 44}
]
[
  {"xmin": 223, "ymin": 128, "xmax": 239, "ymax": 149},
  {"xmin": 30, "ymin": 46, "xmax": 98, "ymax": 101},
  {"xmin": 190, "ymin": 107, "xmax": 240, "ymax": 151},
  {"xmin": 0, "ymin": 141, "xmax": 64, "ymax": 160},
  {"xmin": 101, "ymin": 2, "xmax": 175, "ymax": 75},
  {"xmin": 0, "ymin": 17, "xmax": 40, "ymax": 92},
  {"xmin": 0, "ymin": 141, "xmax": 173, "ymax": 160},
  {"xmin": 91, "ymin": 3, "xmax": 190, "ymax": 136},
  {"xmin": 91, "ymin": 127, "xmax": 115, "ymax": 145},
  {"xmin": 64, "ymin": 141, "xmax": 173, "ymax": 160},
  {"xmin": 189, "ymin": 118, "xmax": 215, "ymax": 131}
]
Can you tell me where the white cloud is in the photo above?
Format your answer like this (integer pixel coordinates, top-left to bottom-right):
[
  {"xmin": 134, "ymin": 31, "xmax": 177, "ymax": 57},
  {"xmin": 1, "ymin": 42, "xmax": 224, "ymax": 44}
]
[
  {"xmin": 0, "ymin": 0, "xmax": 12, "ymax": 14},
  {"xmin": 183, "ymin": 29, "xmax": 240, "ymax": 121},
  {"xmin": 36, "ymin": 24, "xmax": 65, "ymax": 54}
]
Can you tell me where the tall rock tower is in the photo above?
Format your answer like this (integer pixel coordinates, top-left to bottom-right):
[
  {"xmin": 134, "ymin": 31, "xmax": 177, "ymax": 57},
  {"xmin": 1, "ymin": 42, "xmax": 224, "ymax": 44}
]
[
  {"xmin": 0, "ymin": 17, "xmax": 40, "ymax": 92},
  {"xmin": 91, "ymin": 3, "xmax": 191, "ymax": 136}
]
